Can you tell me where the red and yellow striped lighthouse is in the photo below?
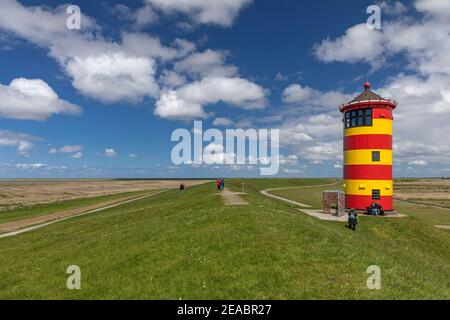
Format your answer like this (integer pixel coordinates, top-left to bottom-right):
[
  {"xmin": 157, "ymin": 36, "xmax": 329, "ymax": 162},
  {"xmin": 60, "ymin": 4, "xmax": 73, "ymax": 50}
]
[{"xmin": 339, "ymin": 82, "xmax": 397, "ymax": 211}]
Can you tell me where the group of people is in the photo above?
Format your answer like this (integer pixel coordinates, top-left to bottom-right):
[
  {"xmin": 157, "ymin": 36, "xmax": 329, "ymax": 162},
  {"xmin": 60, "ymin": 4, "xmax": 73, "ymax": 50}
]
[
  {"xmin": 216, "ymin": 178, "xmax": 225, "ymax": 191},
  {"xmin": 368, "ymin": 202, "xmax": 384, "ymax": 216},
  {"xmin": 179, "ymin": 179, "xmax": 225, "ymax": 196},
  {"xmin": 347, "ymin": 202, "xmax": 385, "ymax": 231}
]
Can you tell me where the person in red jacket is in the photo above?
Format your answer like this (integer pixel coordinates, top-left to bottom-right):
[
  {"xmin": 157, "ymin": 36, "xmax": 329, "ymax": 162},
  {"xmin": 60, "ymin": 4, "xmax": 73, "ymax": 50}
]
[{"xmin": 216, "ymin": 178, "xmax": 221, "ymax": 191}]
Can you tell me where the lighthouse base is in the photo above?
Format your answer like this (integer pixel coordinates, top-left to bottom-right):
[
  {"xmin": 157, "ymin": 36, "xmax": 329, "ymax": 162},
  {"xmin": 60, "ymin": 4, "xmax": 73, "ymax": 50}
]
[{"xmin": 345, "ymin": 195, "xmax": 393, "ymax": 211}]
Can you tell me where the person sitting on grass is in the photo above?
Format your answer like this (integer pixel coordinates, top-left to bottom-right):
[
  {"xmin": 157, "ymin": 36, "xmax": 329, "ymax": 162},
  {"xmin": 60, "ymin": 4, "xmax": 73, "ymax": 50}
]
[
  {"xmin": 377, "ymin": 203, "xmax": 385, "ymax": 216},
  {"xmin": 369, "ymin": 202, "xmax": 380, "ymax": 216},
  {"xmin": 348, "ymin": 208, "xmax": 358, "ymax": 231}
]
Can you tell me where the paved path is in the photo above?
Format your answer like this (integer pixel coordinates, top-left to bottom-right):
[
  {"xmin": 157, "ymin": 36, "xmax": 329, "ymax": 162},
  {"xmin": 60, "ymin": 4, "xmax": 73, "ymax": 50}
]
[
  {"xmin": 260, "ymin": 182, "xmax": 341, "ymax": 208},
  {"xmin": 298, "ymin": 209, "xmax": 348, "ymax": 222},
  {"xmin": 435, "ymin": 225, "xmax": 450, "ymax": 230},
  {"xmin": 221, "ymin": 189, "xmax": 249, "ymax": 206},
  {"xmin": 260, "ymin": 182, "xmax": 411, "ymax": 222},
  {"xmin": 0, "ymin": 191, "xmax": 167, "ymax": 239},
  {"xmin": 260, "ymin": 190, "xmax": 311, "ymax": 208}
]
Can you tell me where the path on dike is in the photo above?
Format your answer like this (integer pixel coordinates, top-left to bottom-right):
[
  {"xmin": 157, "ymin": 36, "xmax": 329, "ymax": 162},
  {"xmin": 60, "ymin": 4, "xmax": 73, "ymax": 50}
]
[
  {"xmin": 220, "ymin": 189, "xmax": 249, "ymax": 206},
  {"xmin": 260, "ymin": 182, "xmax": 349, "ymax": 222},
  {"xmin": 0, "ymin": 191, "xmax": 167, "ymax": 239}
]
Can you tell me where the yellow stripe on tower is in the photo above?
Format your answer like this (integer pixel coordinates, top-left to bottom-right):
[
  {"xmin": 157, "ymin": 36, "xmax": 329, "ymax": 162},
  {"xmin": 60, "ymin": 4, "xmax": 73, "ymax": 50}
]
[
  {"xmin": 345, "ymin": 119, "xmax": 392, "ymax": 137},
  {"xmin": 344, "ymin": 150, "xmax": 393, "ymax": 165},
  {"xmin": 344, "ymin": 179, "xmax": 393, "ymax": 196}
]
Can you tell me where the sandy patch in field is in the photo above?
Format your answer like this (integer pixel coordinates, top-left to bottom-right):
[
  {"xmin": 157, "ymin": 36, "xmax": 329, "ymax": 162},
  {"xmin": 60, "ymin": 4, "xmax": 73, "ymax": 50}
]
[
  {"xmin": 221, "ymin": 189, "xmax": 249, "ymax": 206},
  {"xmin": 0, "ymin": 179, "xmax": 209, "ymax": 210},
  {"xmin": 395, "ymin": 193, "xmax": 450, "ymax": 200},
  {"xmin": 396, "ymin": 179, "xmax": 450, "ymax": 186}
]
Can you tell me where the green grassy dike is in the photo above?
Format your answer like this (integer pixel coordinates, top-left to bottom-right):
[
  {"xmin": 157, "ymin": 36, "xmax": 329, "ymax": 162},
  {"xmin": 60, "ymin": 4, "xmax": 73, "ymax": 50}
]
[
  {"xmin": 0, "ymin": 190, "xmax": 161, "ymax": 224},
  {"xmin": 0, "ymin": 180, "xmax": 448, "ymax": 299}
]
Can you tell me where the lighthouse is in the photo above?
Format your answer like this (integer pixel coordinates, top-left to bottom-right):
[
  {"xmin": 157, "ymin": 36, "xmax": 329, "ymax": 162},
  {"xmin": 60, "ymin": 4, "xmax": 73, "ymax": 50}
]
[{"xmin": 339, "ymin": 82, "xmax": 397, "ymax": 211}]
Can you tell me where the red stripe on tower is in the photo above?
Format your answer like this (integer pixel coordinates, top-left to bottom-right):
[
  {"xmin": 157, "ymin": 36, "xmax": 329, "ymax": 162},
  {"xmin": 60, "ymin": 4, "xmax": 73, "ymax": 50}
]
[
  {"xmin": 344, "ymin": 165, "xmax": 393, "ymax": 180},
  {"xmin": 344, "ymin": 134, "xmax": 392, "ymax": 150},
  {"xmin": 345, "ymin": 195, "xmax": 393, "ymax": 210},
  {"xmin": 372, "ymin": 108, "xmax": 393, "ymax": 120}
]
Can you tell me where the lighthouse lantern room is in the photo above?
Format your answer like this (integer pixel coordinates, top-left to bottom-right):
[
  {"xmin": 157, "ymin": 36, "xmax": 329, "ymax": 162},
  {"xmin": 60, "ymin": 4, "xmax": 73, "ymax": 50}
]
[{"xmin": 339, "ymin": 82, "xmax": 397, "ymax": 212}]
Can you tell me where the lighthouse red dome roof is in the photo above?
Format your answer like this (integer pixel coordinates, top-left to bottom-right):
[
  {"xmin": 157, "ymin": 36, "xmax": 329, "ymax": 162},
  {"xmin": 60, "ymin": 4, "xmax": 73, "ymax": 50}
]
[
  {"xmin": 348, "ymin": 82, "xmax": 386, "ymax": 104},
  {"xmin": 339, "ymin": 82, "xmax": 397, "ymax": 112}
]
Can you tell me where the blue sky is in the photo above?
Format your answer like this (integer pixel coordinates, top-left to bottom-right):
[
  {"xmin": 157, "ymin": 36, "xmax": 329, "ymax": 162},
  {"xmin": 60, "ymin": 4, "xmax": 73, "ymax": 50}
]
[{"xmin": 1, "ymin": 0, "xmax": 449, "ymax": 178}]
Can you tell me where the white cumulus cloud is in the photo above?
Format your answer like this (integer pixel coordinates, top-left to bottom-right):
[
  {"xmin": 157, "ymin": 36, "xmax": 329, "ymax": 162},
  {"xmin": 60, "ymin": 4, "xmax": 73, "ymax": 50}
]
[
  {"xmin": 49, "ymin": 145, "xmax": 83, "ymax": 156},
  {"xmin": 66, "ymin": 53, "xmax": 159, "ymax": 104},
  {"xmin": 0, "ymin": 130, "xmax": 41, "ymax": 157},
  {"xmin": 155, "ymin": 77, "xmax": 266, "ymax": 120},
  {"xmin": 282, "ymin": 84, "xmax": 351, "ymax": 110},
  {"xmin": 213, "ymin": 117, "xmax": 234, "ymax": 126},
  {"xmin": 104, "ymin": 148, "xmax": 117, "ymax": 158},
  {"xmin": 0, "ymin": 1, "xmax": 195, "ymax": 104},
  {"xmin": 174, "ymin": 49, "xmax": 238, "ymax": 78},
  {"xmin": 314, "ymin": 24, "xmax": 385, "ymax": 67},
  {"xmin": 0, "ymin": 78, "xmax": 81, "ymax": 120}
]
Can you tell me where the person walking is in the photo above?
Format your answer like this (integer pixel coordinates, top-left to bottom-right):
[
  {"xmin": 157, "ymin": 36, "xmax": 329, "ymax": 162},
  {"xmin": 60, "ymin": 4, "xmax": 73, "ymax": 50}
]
[
  {"xmin": 348, "ymin": 208, "xmax": 358, "ymax": 231},
  {"xmin": 179, "ymin": 182, "xmax": 185, "ymax": 196},
  {"xmin": 220, "ymin": 178, "xmax": 225, "ymax": 191},
  {"xmin": 216, "ymin": 178, "xmax": 221, "ymax": 191}
]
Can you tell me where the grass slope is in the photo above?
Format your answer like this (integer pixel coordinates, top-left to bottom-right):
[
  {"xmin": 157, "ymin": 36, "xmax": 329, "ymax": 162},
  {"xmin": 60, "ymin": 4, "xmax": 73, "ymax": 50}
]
[
  {"xmin": 0, "ymin": 180, "xmax": 448, "ymax": 299},
  {"xmin": 268, "ymin": 183, "xmax": 341, "ymax": 208},
  {"xmin": 0, "ymin": 190, "xmax": 159, "ymax": 224}
]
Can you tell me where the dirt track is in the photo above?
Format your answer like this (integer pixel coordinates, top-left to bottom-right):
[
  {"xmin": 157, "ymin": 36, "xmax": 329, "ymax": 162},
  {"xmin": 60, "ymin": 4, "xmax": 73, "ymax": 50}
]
[
  {"xmin": 0, "ymin": 191, "xmax": 167, "ymax": 238},
  {"xmin": 221, "ymin": 189, "xmax": 249, "ymax": 206}
]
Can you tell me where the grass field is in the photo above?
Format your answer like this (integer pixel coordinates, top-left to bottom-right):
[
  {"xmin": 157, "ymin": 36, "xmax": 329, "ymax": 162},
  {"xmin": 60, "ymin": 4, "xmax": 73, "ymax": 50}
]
[
  {"xmin": 0, "ymin": 190, "xmax": 159, "ymax": 224},
  {"xmin": 395, "ymin": 179, "xmax": 450, "ymax": 209},
  {"xmin": 0, "ymin": 179, "xmax": 449, "ymax": 299}
]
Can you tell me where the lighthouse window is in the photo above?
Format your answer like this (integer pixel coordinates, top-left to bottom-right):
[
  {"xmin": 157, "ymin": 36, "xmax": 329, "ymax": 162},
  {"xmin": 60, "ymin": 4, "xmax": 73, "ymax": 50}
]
[
  {"xmin": 365, "ymin": 109, "xmax": 372, "ymax": 126},
  {"xmin": 357, "ymin": 116, "xmax": 364, "ymax": 126},
  {"xmin": 372, "ymin": 151, "xmax": 381, "ymax": 162},
  {"xmin": 345, "ymin": 118, "xmax": 350, "ymax": 128},
  {"xmin": 345, "ymin": 108, "xmax": 373, "ymax": 128},
  {"xmin": 372, "ymin": 190, "xmax": 381, "ymax": 200}
]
